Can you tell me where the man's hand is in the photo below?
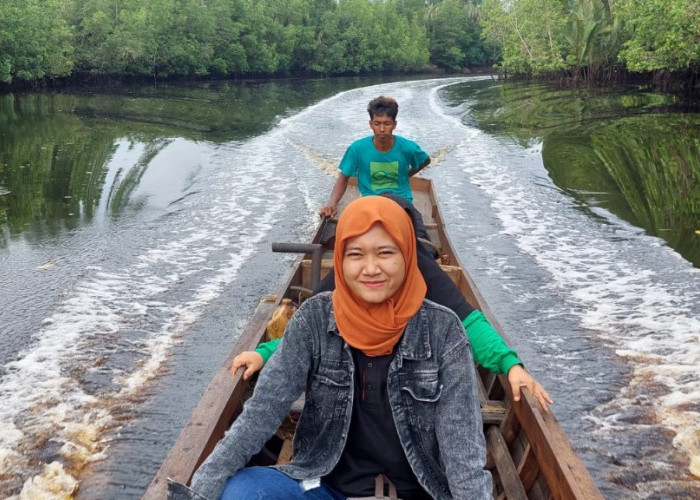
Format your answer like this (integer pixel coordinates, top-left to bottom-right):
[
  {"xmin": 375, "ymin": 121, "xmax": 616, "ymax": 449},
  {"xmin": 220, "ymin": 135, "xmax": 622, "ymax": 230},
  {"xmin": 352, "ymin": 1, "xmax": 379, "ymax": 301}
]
[
  {"xmin": 507, "ymin": 364, "xmax": 553, "ymax": 412},
  {"xmin": 319, "ymin": 205, "xmax": 337, "ymax": 218},
  {"xmin": 319, "ymin": 174, "xmax": 349, "ymax": 218},
  {"xmin": 231, "ymin": 351, "xmax": 264, "ymax": 380}
]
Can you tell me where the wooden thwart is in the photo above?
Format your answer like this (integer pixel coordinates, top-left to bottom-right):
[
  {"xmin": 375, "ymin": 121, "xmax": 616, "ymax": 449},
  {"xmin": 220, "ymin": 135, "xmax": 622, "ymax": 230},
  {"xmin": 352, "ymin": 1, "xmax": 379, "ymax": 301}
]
[
  {"xmin": 481, "ymin": 400, "xmax": 507, "ymax": 425},
  {"xmin": 486, "ymin": 426, "xmax": 529, "ymax": 500}
]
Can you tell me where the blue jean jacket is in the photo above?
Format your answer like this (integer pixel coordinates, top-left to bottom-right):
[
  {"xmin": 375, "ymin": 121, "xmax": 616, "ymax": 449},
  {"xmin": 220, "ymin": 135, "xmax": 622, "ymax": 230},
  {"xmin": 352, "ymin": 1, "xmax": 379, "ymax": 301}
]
[{"xmin": 180, "ymin": 292, "xmax": 491, "ymax": 500}]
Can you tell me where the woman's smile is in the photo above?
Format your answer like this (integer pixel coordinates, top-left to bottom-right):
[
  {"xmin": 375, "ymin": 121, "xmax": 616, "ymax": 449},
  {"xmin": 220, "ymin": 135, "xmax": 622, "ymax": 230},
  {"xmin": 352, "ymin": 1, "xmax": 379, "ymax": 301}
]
[{"xmin": 361, "ymin": 280, "xmax": 386, "ymax": 288}]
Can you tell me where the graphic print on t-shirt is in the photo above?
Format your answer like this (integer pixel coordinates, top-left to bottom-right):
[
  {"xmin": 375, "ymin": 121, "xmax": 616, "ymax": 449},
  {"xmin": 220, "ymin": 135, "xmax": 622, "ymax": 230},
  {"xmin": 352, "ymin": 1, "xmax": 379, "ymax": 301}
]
[{"xmin": 370, "ymin": 161, "xmax": 399, "ymax": 192}]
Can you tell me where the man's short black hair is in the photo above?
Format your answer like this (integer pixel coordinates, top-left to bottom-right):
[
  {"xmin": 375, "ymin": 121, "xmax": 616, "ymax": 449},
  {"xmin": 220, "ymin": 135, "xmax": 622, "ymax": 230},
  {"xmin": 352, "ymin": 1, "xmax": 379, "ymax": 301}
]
[{"xmin": 367, "ymin": 96, "xmax": 398, "ymax": 121}]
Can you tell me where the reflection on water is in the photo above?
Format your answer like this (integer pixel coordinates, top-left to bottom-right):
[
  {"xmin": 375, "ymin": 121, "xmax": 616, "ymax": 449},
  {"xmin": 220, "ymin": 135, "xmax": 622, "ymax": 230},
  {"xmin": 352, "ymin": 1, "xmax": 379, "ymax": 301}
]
[
  {"xmin": 0, "ymin": 94, "xmax": 114, "ymax": 243},
  {"xmin": 0, "ymin": 77, "xmax": 399, "ymax": 248},
  {"xmin": 449, "ymin": 81, "xmax": 700, "ymax": 267},
  {"xmin": 440, "ymin": 80, "xmax": 700, "ymax": 495},
  {"xmin": 591, "ymin": 115, "xmax": 700, "ymax": 265},
  {"xmin": 0, "ymin": 76, "xmax": 400, "ymax": 498}
]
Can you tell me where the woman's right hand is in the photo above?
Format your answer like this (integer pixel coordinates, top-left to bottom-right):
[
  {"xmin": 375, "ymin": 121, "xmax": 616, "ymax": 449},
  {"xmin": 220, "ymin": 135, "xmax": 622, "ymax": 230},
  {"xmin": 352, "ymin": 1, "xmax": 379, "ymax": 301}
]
[{"xmin": 231, "ymin": 351, "xmax": 264, "ymax": 380}]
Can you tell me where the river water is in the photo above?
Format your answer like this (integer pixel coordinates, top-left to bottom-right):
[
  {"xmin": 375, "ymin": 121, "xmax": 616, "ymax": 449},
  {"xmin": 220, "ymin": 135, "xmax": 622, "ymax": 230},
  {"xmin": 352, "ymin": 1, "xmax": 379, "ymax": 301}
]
[{"xmin": 1, "ymin": 76, "xmax": 699, "ymax": 499}]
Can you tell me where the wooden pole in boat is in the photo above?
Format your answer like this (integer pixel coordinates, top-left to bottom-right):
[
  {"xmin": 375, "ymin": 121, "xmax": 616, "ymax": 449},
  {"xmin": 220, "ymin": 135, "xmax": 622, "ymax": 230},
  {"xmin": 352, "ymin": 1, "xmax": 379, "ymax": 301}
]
[{"xmin": 272, "ymin": 242, "xmax": 323, "ymax": 291}]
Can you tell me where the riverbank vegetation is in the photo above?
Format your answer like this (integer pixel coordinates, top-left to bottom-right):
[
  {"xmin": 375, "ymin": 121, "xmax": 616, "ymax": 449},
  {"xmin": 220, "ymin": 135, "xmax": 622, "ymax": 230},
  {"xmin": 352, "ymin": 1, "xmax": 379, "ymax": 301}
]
[
  {"xmin": 0, "ymin": 0, "xmax": 698, "ymax": 90},
  {"xmin": 481, "ymin": 0, "xmax": 699, "ymax": 88}
]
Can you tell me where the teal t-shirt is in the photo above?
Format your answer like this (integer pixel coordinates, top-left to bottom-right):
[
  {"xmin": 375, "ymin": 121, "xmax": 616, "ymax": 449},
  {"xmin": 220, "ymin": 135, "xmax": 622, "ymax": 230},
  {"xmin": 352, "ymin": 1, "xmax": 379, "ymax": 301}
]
[{"xmin": 339, "ymin": 135, "xmax": 429, "ymax": 203}]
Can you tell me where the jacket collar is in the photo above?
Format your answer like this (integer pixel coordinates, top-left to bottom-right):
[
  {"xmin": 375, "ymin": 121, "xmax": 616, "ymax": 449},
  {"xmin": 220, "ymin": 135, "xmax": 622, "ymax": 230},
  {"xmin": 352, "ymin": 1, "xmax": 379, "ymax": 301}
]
[{"xmin": 328, "ymin": 301, "xmax": 431, "ymax": 361}]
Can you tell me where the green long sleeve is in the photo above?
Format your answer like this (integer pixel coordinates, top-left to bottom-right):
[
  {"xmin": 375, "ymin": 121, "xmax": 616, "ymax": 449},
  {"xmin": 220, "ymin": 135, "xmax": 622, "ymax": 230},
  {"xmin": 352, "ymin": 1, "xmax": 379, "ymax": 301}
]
[
  {"xmin": 255, "ymin": 338, "xmax": 281, "ymax": 364},
  {"xmin": 256, "ymin": 310, "xmax": 522, "ymax": 375},
  {"xmin": 463, "ymin": 310, "xmax": 521, "ymax": 375}
]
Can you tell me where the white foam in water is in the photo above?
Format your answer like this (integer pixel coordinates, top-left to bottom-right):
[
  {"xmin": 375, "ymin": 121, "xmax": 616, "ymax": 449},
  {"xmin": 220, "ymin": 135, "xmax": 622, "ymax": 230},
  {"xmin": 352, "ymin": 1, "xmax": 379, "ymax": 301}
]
[
  {"xmin": 281, "ymin": 77, "xmax": 479, "ymax": 166},
  {"xmin": 446, "ymin": 123, "xmax": 700, "ymax": 478},
  {"xmin": 0, "ymin": 129, "xmax": 300, "ymax": 495},
  {"xmin": 3, "ymin": 77, "xmax": 698, "ymax": 495}
]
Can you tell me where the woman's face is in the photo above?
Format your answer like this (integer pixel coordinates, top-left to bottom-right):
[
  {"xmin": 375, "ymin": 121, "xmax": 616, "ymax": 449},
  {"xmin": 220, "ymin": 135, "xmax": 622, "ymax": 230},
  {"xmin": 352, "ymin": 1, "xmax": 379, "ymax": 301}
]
[{"xmin": 342, "ymin": 223, "xmax": 406, "ymax": 304}]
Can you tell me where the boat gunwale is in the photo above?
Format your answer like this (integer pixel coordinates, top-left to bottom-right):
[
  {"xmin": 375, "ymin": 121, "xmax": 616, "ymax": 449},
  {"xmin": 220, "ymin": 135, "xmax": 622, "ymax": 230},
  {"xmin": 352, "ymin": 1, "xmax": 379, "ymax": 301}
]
[{"xmin": 144, "ymin": 245, "xmax": 320, "ymax": 497}]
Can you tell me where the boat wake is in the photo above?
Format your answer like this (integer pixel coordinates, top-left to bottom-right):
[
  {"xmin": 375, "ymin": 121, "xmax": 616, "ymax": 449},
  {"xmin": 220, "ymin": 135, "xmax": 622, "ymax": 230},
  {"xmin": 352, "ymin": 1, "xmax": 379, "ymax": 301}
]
[
  {"xmin": 433, "ymin": 105, "xmax": 700, "ymax": 495},
  {"xmin": 281, "ymin": 78, "xmax": 700, "ymax": 495},
  {"xmin": 0, "ymin": 131, "xmax": 308, "ymax": 497}
]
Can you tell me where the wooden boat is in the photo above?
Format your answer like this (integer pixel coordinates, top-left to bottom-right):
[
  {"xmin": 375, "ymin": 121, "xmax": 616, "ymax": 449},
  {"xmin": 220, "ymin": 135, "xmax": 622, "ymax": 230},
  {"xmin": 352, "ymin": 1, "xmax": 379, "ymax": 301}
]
[{"xmin": 144, "ymin": 177, "xmax": 602, "ymax": 499}]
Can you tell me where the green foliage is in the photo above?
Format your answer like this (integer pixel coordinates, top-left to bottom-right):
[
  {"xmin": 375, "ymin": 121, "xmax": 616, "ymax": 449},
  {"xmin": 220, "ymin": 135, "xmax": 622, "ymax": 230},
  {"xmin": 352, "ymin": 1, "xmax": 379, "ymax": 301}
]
[
  {"xmin": 564, "ymin": 0, "xmax": 623, "ymax": 77},
  {"xmin": 308, "ymin": 0, "xmax": 430, "ymax": 74},
  {"xmin": 618, "ymin": 0, "xmax": 700, "ymax": 71},
  {"xmin": 66, "ymin": 0, "xmax": 430, "ymax": 79},
  {"xmin": 481, "ymin": 0, "xmax": 569, "ymax": 75},
  {"xmin": 0, "ymin": 0, "xmax": 74, "ymax": 83},
  {"xmin": 482, "ymin": 0, "xmax": 699, "ymax": 77},
  {"xmin": 1, "ymin": 0, "xmax": 698, "ymax": 83},
  {"xmin": 428, "ymin": 0, "xmax": 487, "ymax": 70}
]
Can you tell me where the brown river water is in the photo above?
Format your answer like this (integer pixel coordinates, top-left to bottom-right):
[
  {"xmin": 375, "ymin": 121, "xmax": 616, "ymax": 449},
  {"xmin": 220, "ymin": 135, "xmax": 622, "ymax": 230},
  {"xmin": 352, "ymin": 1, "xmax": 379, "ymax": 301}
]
[{"xmin": 1, "ymin": 76, "xmax": 699, "ymax": 499}]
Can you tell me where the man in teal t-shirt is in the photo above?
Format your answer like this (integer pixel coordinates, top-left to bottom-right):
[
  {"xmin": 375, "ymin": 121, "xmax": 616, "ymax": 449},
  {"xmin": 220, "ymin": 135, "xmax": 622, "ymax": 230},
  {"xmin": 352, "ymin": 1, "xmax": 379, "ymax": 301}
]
[{"xmin": 319, "ymin": 96, "xmax": 431, "ymax": 217}]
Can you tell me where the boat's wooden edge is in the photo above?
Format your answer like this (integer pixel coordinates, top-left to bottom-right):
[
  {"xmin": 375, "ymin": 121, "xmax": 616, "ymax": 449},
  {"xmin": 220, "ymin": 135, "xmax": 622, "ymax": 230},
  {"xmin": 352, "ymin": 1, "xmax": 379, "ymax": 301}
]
[
  {"xmin": 417, "ymin": 176, "xmax": 602, "ymax": 498},
  {"xmin": 422, "ymin": 177, "xmax": 486, "ymax": 316},
  {"xmin": 142, "ymin": 258, "xmax": 305, "ymax": 500},
  {"xmin": 501, "ymin": 379, "xmax": 604, "ymax": 499}
]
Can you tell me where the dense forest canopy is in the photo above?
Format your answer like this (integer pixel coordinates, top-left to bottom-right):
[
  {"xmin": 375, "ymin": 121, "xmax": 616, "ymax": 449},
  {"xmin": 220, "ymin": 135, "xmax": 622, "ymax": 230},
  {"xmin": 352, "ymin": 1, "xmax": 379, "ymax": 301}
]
[{"xmin": 0, "ymin": 0, "xmax": 698, "ymax": 85}]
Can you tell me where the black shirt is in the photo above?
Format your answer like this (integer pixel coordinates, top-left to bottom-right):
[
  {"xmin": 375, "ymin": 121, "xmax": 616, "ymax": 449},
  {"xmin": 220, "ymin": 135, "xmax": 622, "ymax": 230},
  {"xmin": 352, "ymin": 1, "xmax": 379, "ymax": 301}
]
[{"xmin": 324, "ymin": 347, "xmax": 431, "ymax": 499}]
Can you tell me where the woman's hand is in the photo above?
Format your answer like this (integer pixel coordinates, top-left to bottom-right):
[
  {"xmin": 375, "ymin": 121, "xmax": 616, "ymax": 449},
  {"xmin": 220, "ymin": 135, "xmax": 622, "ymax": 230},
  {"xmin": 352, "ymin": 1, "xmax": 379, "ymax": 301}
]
[
  {"xmin": 507, "ymin": 365, "xmax": 553, "ymax": 413},
  {"xmin": 231, "ymin": 351, "xmax": 264, "ymax": 380}
]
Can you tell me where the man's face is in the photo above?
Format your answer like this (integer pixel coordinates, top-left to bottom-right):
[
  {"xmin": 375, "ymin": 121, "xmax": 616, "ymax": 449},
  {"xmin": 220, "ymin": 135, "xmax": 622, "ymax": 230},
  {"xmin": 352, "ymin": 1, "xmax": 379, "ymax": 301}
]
[
  {"xmin": 369, "ymin": 113, "xmax": 397, "ymax": 141},
  {"xmin": 342, "ymin": 223, "xmax": 406, "ymax": 304}
]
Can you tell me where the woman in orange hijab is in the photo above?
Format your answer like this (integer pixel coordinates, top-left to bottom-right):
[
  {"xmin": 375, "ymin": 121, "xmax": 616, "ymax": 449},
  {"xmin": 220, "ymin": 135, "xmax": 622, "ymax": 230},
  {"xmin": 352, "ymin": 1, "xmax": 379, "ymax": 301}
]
[
  {"xmin": 174, "ymin": 196, "xmax": 492, "ymax": 500},
  {"xmin": 332, "ymin": 195, "xmax": 427, "ymax": 356}
]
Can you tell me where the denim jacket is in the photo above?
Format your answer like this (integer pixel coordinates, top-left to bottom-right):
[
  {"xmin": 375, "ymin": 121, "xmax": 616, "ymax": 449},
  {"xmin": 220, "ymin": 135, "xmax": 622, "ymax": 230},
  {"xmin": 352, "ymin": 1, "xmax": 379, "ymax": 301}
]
[{"xmin": 179, "ymin": 292, "xmax": 491, "ymax": 500}]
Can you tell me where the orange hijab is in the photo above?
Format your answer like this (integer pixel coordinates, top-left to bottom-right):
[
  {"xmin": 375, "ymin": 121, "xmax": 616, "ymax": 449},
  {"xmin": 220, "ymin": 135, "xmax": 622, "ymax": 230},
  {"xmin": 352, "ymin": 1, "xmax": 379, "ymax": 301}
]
[{"xmin": 332, "ymin": 196, "xmax": 427, "ymax": 356}]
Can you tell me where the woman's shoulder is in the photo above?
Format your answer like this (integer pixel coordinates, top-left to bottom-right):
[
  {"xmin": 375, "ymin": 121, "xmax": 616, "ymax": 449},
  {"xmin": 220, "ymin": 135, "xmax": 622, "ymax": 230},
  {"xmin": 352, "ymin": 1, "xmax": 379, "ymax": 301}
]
[
  {"xmin": 418, "ymin": 299, "xmax": 465, "ymax": 337},
  {"xmin": 420, "ymin": 298, "xmax": 461, "ymax": 321},
  {"xmin": 284, "ymin": 293, "xmax": 335, "ymax": 343},
  {"xmin": 293, "ymin": 292, "xmax": 335, "ymax": 327},
  {"xmin": 405, "ymin": 300, "xmax": 468, "ymax": 355}
]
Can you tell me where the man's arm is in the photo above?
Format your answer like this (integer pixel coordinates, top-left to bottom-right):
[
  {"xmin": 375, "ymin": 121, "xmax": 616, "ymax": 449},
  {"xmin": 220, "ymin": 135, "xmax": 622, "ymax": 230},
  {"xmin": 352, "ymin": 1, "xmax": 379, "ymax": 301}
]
[
  {"xmin": 408, "ymin": 157, "xmax": 431, "ymax": 177},
  {"xmin": 319, "ymin": 173, "xmax": 350, "ymax": 217}
]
